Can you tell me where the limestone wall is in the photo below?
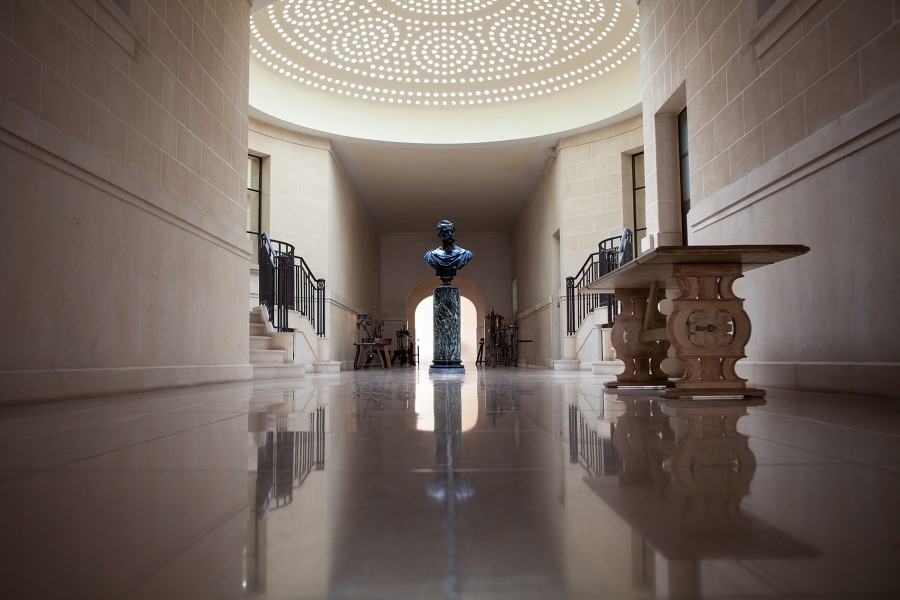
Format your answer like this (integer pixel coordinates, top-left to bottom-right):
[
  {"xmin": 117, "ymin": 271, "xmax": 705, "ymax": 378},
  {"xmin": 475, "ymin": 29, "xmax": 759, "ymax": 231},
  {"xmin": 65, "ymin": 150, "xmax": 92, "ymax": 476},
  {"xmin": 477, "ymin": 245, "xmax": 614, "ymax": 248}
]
[
  {"xmin": 510, "ymin": 151, "xmax": 561, "ymax": 368},
  {"xmin": 639, "ymin": 0, "xmax": 900, "ymax": 396},
  {"xmin": 248, "ymin": 120, "xmax": 380, "ymax": 367},
  {"xmin": 248, "ymin": 121, "xmax": 331, "ymax": 278},
  {"xmin": 0, "ymin": 0, "xmax": 253, "ymax": 402},
  {"xmin": 511, "ymin": 117, "xmax": 644, "ymax": 368},
  {"xmin": 558, "ymin": 116, "xmax": 645, "ymax": 276}
]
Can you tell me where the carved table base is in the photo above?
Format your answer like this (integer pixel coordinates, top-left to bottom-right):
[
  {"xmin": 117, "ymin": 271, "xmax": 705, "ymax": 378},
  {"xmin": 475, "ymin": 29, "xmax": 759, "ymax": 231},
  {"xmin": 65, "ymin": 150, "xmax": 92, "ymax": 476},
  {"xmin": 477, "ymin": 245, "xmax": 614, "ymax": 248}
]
[
  {"xmin": 663, "ymin": 264, "xmax": 763, "ymax": 398},
  {"xmin": 587, "ymin": 245, "xmax": 810, "ymax": 399},
  {"xmin": 606, "ymin": 286, "xmax": 671, "ymax": 388}
]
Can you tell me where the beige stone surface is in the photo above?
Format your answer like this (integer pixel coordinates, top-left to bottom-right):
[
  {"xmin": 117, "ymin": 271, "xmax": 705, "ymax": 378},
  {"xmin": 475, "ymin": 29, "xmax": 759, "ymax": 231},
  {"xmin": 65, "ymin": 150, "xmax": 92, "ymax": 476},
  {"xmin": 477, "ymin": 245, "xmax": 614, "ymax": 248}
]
[
  {"xmin": 0, "ymin": 0, "xmax": 253, "ymax": 401},
  {"xmin": 637, "ymin": 0, "xmax": 900, "ymax": 396},
  {"xmin": 804, "ymin": 56, "xmax": 861, "ymax": 135},
  {"xmin": 729, "ymin": 125, "xmax": 764, "ymax": 180},
  {"xmin": 249, "ymin": 120, "xmax": 381, "ymax": 365},
  {"xmin": 2, "ymin": 0, "xmax": 898, "ymax": 403},
  {"xmin": 762, "ymin": 95, "xmax": 806, "ymax": 161},
  {"xmin": 510, "ymin": 116, "xmax": 644, "ymax": 367},
  {"xmin": 861, "ymin": 23, "xmax": 900, "ymax": 100}
]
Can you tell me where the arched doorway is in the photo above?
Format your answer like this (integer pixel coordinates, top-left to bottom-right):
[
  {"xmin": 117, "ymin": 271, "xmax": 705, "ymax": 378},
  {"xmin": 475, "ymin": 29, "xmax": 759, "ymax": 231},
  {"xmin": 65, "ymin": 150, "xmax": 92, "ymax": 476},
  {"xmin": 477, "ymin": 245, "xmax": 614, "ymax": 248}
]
[
  {"xmin": 406, "ymin": 277, "xmax": 486, "ymax": 367},
  {"xmin": 414, "ymin": 295, "xmax": 478, "ymax": 365}
]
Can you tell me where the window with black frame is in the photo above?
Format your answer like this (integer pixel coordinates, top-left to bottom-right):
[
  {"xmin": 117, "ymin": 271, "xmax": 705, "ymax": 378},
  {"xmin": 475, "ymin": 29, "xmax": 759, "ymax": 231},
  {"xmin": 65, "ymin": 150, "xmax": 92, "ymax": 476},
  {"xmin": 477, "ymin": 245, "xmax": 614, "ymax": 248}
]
[
  {"xmin": 677, "ymin": 108, "xmax": 690, "ymax": 245},
  {"xmin": 247, "ymin": 154, "xmax": 262, "ymax": 262},
  {"xmin": 631, "ymin": 151, "xmax": 646, "ymax": 255}
]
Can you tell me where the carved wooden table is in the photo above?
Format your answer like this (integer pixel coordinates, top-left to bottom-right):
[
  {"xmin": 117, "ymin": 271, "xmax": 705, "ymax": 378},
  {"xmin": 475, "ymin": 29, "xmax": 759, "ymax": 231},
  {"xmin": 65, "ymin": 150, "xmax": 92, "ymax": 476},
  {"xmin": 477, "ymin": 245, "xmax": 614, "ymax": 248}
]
[{"xmin": 586, "ymin": 245, "xmax": 809, "ymax": 398}]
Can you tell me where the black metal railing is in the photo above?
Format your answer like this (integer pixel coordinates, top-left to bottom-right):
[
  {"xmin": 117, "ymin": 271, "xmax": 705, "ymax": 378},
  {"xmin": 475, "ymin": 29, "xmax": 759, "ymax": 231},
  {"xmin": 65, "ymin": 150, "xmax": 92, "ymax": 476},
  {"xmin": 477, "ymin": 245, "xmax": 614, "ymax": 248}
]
[
  {"xmin": 568, "ymin": 404, "xmax": 622, "ymax": 477},
  {"xmin": 255, "ymin": 406, "xmax": 326, "ymax": 519},
  {"xmin": 565, "ymin": 228, "xmax": 634, "ymax": 335},
  {"xmin": 296, "ymin": 255, "xmax": 325, "ymax": 337},
  {"xmin": 254, "ymin": 232, "xmax": 325, "ymax": 336}
]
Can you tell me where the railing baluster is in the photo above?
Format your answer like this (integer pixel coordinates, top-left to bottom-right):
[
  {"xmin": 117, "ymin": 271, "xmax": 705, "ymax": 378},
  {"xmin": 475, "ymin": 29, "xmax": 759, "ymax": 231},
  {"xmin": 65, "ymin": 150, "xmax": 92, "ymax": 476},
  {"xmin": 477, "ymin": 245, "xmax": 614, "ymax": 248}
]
[{"xmin": 316, "ymin": 278, "xmax": 325, "ymax": 337}]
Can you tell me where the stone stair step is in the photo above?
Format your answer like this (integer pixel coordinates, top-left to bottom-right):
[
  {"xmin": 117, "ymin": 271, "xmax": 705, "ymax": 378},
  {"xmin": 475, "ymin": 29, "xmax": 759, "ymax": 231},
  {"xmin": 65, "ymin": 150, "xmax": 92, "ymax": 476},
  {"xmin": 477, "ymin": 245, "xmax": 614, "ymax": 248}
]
[
  {"xmin": 250, "ymin": 349, "xmax": 286, "ymax": 365},
  {"xmin": 250, "ymin": 335, "xmax": 274, "ymax": 350},
  {"xmin": 253, "ymin": 364, "xmax": 307, "ymax": 380},
  {"xmin": 249, "ymin": 323, "xmax": 268, "ymax": 336}
]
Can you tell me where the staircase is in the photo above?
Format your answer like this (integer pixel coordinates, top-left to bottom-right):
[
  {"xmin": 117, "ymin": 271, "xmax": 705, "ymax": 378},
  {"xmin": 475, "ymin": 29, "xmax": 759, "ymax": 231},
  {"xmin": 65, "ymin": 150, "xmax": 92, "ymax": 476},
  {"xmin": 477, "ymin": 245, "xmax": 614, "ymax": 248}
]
[{"xmin": 250, "ymin": 307, "xmax": 307, "ymax": 379}]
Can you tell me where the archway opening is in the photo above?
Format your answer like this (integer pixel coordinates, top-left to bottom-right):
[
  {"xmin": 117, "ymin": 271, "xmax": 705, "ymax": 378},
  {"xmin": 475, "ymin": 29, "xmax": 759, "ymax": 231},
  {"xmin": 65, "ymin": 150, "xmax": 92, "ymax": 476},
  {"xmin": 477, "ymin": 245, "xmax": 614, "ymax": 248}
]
[{"xmin": 414, "ymin": 295, "xmax": 477, "ymax": 366}]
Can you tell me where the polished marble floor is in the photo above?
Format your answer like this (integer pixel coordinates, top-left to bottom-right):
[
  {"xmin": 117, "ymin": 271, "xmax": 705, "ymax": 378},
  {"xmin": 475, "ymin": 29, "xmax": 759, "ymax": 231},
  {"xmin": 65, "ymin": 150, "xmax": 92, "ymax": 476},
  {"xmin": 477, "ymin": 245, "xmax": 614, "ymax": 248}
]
[{"xmin": 1, "ymin": 367, "xmax": 899, "ymax": 599}]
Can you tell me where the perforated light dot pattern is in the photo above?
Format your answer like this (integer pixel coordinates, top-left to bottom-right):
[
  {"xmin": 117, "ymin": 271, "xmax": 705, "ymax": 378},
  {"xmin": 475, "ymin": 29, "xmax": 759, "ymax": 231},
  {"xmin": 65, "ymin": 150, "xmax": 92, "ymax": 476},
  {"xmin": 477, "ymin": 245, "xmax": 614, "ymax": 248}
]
[{"xmin": 250, "ymin": 0, "xmax": 640, "ymax": 107}]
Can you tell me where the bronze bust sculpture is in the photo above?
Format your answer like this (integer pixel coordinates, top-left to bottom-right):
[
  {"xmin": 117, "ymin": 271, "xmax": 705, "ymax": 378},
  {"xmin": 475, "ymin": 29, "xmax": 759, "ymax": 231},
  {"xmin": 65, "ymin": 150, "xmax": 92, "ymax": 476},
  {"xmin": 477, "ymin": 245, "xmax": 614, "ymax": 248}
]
[{"xmin": 424, "ymin": 220, "xmax": 473, "ymax": 284}]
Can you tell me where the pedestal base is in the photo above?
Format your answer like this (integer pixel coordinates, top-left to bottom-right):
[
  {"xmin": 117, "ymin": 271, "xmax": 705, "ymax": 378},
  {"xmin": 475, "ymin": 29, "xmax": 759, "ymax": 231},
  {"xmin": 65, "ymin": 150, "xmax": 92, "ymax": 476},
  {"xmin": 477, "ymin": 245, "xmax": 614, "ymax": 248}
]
[{"xmin": 429, "ymin": 364, "xmax": 466, "ymax": 376}]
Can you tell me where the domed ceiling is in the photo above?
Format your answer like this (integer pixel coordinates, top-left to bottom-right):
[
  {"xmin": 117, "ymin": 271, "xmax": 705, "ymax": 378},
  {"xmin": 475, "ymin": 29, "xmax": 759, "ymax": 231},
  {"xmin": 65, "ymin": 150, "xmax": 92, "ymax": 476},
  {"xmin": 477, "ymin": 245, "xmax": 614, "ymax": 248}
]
[
  {"xmin": 249, "ymin": 0, "xmax": 641, "ymax": 144},
  {"xmin": 247, "ymin": 0, "xmax": 643, "ymax": 234},
  {"xmin": 250, "ymin": 0, "xmax": 639, "ymax": 109}
]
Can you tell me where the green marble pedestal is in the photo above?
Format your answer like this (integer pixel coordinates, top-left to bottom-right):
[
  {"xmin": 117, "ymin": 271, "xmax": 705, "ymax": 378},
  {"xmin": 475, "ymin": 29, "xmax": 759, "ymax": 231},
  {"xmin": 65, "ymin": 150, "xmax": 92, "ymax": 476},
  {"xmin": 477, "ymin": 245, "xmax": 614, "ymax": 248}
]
[{"xmin": 429, "ymin": 283, "xmax": 465, "ymax": 375}]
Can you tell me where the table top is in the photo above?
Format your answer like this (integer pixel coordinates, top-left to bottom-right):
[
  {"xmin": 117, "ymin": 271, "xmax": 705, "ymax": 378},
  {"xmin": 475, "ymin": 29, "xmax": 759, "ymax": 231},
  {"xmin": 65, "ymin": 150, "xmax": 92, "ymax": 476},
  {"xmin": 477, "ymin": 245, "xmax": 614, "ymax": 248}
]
[{"xmin": 585, "ymin": 245, "xmax": 810, "ymax": 291}]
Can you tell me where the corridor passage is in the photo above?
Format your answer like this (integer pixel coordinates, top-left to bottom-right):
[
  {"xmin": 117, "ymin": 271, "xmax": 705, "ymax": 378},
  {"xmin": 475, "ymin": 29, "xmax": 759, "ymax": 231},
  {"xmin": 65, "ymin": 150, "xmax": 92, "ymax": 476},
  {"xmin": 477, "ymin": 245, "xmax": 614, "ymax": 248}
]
[{"xmin": 1, "ymin": 368, "xmax": 898, "ymax": 599}]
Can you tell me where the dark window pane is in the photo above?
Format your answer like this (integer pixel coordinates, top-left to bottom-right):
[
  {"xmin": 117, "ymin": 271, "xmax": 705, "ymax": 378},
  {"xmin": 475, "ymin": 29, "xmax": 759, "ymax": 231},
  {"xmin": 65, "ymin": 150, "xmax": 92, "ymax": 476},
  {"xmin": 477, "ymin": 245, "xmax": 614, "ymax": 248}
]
[
  {"xmin": 678, "ymin": 108, "xmax": 689, "ymax": 157},
  {"xmin": 247, "ymin": 155, "xmax": 262, "ymax": 262},
  {"xmin": 631, "ymin": 151, "xmax": 646, "ymax": 255},
  {"xmin": 677, "ymin": 109, "xmax": 691, "ymax": 245},
  {"xmin": 635, "ymin": 188, "xmax": 646, "ymax": 230},
  {"xmin": 633, "ymin": 152, "xmax": 645, "ymax": 188}
]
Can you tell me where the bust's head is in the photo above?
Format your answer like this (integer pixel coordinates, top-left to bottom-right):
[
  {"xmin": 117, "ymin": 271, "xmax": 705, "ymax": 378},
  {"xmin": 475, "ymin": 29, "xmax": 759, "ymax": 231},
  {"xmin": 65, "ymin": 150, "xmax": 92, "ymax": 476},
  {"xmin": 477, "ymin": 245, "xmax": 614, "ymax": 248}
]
[{"xmin": 437, "ymin": 220, "xmax": 456, "ymax": 245}]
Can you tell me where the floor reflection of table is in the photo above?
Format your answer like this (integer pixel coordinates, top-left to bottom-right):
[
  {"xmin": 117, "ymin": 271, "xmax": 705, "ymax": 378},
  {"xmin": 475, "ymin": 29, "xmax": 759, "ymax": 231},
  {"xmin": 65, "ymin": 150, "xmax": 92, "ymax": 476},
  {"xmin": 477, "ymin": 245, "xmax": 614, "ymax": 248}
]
[
  {"xmin": 585, "ymin": 396, "xmax": 818, "ymax": 598},
  {"xmin": 586, "ymin": 245, "xmax": 809, "ymax": 398}
]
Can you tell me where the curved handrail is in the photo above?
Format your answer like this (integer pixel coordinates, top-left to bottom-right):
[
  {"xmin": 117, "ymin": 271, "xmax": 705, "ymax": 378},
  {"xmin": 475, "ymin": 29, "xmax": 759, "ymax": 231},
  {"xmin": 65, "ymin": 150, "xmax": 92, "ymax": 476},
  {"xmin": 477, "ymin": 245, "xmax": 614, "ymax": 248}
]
[
  {"xmin": 259, "ymin": 231, "xmax": 277, "ymax": 269},
  {"xmin": 251, "ymin": 231, "xmax": 326, "ymax": 336},
  {"xmin": 565, "ymin": 228, "xmax": 633, "ymax": 335}
]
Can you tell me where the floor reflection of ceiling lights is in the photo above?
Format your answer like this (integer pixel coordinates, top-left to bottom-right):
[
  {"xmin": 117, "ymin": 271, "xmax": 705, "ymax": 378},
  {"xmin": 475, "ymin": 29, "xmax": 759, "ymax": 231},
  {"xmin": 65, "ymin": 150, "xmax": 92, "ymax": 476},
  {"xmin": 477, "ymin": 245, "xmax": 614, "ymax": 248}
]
[
  {"xmin": 250, "ymin": 0, "xmax": 640, "ymax": 106},
  {"xmin": 426, "ymin": 478, "xmax": 476, "ymax": 502}
]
